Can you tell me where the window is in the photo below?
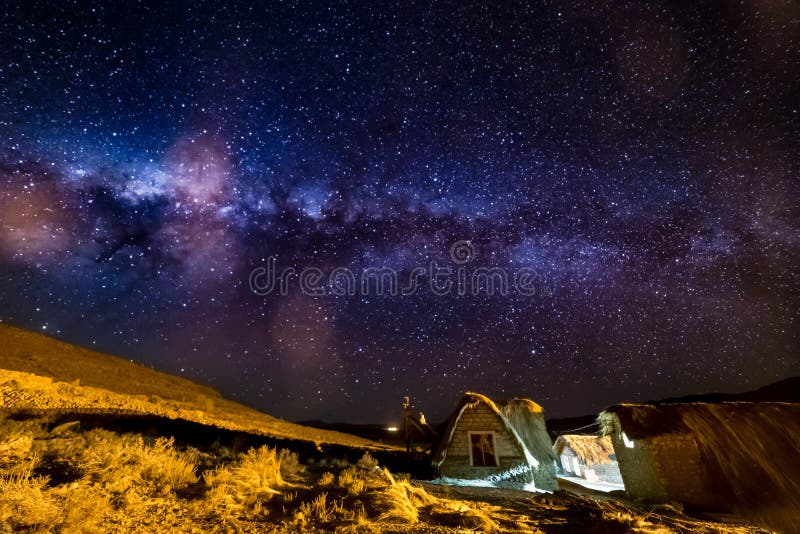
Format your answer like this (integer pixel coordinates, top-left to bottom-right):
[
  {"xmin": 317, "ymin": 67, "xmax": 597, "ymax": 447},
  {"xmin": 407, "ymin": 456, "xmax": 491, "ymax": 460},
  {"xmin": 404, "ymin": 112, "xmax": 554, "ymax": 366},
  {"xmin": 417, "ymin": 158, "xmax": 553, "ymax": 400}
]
[
  {"xmin": 469, "ymin": 432, "xmax": 498, "ymax": 467},
  {"xmin": 561, "ymin": 454, "xmax": 572, "ymax": 473},
  {"xmin": 572, "ymin": 456, "xmax": 582, "ymax": 476},
  {"xmin": 621, "ymin": 432, "xmax": 635, "ymax": 448}
]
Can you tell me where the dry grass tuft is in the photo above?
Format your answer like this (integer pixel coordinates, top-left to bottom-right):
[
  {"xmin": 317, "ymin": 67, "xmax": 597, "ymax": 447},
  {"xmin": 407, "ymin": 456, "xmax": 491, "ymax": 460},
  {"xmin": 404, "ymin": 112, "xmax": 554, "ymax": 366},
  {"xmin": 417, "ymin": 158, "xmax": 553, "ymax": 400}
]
[
  {"xmin": 294, "ymin": 492, "xmax": 356, "ymax": 527},
  {"xmin": 52, "ymin": 484, "xmax": 113, "ymax": 533},
  {"xmin": 0, "ymin": 434, "xmax": 33, "ymax": 466},
  {"xmin": 0, "ymin": 458, "xmax": 60, "ymax": 531},
  {"xmin": 278, "ymin": 449, "xmax": 305, "ymax": 482},
  {"xmin": 205, "ymin": 446, "xmax": 303, "ymax": 515},
  {"xmin": 318, "ymin": 471, "xmax": 335, "ymax": 486},
  {"xmin": 355, "ymin": 452, "xmax": 379, "ymax": 471},
  {"xmin": 140, "ymin": 437, "xmax": 199, "ymax": 492},
  {"xmin": 336, "ymin": 467, "xmax": 360, "ymax": 490},
  {"xmin": 81, "ymin": 431, "xmax": 197, "ymax": 497},
  {"xmin": 298, "ymin": 492, "xmax": 331, "ymax": 522},
  {"xmin": 372, "ymin": 470, "xmax": 437, "ymax": 524}
]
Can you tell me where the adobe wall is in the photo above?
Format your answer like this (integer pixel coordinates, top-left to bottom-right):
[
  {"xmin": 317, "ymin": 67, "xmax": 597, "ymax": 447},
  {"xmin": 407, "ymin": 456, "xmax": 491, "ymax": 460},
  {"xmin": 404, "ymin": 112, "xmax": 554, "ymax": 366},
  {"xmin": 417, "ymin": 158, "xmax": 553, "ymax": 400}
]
[
  {"xmin": 584, "ymin": 461, "xmax": 623, "ymax": 485},
  {"xmin": 649, "ymin": 433, "xmax": 717, "ymax": 510},
  {"xmin": 612, "ymin": 432, "xmax": 716, "ymax": 509},
  {"xmin": 610, "ymin": 433, "xmax": 666, "ymax": 501}
]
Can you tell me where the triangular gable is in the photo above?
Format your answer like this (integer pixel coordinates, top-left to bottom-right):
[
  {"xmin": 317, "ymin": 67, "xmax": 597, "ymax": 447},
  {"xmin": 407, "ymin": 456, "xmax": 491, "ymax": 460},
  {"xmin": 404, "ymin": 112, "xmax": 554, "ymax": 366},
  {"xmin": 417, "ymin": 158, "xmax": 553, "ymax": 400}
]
[{"xmin": 432, "ymin": 392, "xmax": 538, "ymax": 468}]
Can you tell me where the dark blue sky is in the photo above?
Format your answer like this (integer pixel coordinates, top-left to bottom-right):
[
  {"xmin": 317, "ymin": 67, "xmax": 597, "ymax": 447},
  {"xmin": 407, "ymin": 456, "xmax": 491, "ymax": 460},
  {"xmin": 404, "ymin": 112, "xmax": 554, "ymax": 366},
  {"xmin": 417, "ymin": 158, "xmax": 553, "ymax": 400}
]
[{"xmin": 1, "ymin": 1, "xmax": 798, "ymax": 423}]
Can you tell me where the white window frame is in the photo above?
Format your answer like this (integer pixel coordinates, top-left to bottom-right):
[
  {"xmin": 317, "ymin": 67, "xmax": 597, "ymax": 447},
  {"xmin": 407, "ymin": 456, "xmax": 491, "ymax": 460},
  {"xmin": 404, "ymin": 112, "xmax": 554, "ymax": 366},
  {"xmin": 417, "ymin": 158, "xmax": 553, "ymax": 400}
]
[
  {"xmin": 561, "ymin": 454, "xmax": 573, "ymax": 473},
  {"xmin": 467, "ymin": 431, "xmax": 500, "ymax": 467},
  {"xmin": 572, "ymin": 456, "xmax": 582, "ymax": 476}
]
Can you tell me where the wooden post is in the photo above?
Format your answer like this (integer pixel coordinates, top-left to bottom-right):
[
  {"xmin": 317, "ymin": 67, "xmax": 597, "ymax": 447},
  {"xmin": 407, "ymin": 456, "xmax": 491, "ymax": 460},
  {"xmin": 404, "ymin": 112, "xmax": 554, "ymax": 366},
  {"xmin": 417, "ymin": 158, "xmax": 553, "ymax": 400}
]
[{"xmin": 403, "ymin": 396, "xmax": 411, "ymax": 454}]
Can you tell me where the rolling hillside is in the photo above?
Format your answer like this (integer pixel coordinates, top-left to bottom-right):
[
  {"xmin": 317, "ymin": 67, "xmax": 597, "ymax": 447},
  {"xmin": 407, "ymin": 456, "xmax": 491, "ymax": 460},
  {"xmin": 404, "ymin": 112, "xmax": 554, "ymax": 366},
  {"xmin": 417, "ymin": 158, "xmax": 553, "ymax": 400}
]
[{"xmin": 0, "ymin": 324, "xmax": 397, "ymax": 452}]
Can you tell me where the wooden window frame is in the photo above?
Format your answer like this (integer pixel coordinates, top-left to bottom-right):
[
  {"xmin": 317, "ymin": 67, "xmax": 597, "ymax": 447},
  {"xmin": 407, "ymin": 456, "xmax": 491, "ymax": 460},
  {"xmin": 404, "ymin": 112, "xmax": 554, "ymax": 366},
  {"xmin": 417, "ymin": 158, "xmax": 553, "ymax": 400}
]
[{"xmin": 467, "ymin": 430, "xmax": 500, "ymax": 467}]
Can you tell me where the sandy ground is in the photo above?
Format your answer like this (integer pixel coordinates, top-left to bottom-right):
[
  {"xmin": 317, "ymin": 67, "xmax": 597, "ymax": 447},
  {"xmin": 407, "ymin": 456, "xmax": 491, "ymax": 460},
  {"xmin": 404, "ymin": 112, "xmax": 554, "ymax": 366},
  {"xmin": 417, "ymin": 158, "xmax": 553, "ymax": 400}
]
[
  {"xmin": 558, "ymin": 475, "xmax": 625, "ymax": 493},
  {"xmin": 420, "ymin": 482, "xmax": 771, "ymax": 533}
]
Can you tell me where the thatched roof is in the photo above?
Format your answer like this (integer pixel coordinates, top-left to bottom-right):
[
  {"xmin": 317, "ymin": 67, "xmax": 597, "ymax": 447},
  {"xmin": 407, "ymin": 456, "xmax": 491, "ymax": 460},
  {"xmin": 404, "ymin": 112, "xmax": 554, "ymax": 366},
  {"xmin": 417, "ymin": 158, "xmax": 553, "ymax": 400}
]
[
  {"xmin": 599, "ymin": 401, "xmax": 800, "ymax": 531},
  {"xmin": 598, "ymin": 403, "xmax": 682, "ymax": 439},
  {"xmin": 599, "ymin": 401, "xmax": 800, "ymax": 440},
  {"xmin": 501, "ymin": 398, "xmax": 555, "ymax": 465},
  {"xmin": 503, "ymin": 397, "xmax": 543, "ymax": 413},
  {"xmin": 431, "ymin": 392, "xmax": 536, "ymax": 467},
  {"xmin": 554, "ymin": 434, "xmax": 615, "ymax": 465}
]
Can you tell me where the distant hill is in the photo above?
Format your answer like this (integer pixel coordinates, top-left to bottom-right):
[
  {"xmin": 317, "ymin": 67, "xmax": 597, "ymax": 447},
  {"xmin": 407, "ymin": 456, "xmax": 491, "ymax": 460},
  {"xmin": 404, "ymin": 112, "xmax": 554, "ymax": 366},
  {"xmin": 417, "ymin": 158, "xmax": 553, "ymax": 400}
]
[
  {"xmin": 649, "ymin": 376, "xmax": 800, "ymax": 405},
  {"xmin": 0, "ymin": 324, "xmax": 397, "ymax": 452},
  {"xmin": 0, "ymin": 323, "xmax": 221, "ymax": 404},
  {"xmin": 546, "ymin": 376, "xmax": 800, "ymax": 439},
  {"xmin": 297, "ymin": 420, "xmax": 406, "ymax": 445},
  {"xmin": 544, "ymin": 414, "xmax": 600, "ymax": 440}
]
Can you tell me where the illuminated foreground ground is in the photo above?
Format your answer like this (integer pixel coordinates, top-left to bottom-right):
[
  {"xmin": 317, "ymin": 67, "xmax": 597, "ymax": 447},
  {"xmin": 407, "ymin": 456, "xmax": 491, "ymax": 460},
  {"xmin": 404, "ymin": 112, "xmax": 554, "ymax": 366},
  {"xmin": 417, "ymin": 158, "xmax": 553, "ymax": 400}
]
[
  {"xmin": 0, "ymin": 410, "xmax": 771, "ymax": 533},
  {"xmin": 0, "ymin": 326, "xmax": 778, "ymax": 532}
]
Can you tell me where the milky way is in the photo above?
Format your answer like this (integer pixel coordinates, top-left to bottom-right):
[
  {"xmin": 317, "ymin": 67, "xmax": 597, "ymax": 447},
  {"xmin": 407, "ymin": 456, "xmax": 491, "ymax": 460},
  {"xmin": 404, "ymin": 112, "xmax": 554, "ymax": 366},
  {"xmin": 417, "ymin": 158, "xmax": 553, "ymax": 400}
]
[{"xmin": 1, "ymin": 1, "xmax": 798, "ymax": 423}]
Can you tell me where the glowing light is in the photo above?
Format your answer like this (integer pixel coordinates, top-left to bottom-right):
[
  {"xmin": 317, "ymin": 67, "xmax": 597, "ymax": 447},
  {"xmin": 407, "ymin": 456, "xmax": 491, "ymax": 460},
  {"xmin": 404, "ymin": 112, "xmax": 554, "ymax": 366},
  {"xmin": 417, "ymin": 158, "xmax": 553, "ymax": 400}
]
[{"xmin": 386, "ymin": 426, "xmax": 398, "ymax": 432}]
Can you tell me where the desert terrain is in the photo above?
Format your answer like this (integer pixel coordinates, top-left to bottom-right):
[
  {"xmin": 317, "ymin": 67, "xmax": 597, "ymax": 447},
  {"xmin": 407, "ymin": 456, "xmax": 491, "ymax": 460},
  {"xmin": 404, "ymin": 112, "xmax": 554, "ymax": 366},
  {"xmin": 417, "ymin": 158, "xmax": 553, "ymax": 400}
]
[{"xmin": 0, "ymin": 326, "xmax": 777, "ymax": 532}]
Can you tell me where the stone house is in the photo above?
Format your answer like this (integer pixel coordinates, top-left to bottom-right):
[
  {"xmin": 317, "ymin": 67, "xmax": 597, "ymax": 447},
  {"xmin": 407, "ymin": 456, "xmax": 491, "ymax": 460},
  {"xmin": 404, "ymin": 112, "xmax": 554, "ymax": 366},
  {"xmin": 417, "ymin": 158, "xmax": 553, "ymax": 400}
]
[
  {"xmin": 432, "ymin": 392, "xmax": 556, "ymax": 490},
  {"xmin": 553, "ymin": 434, "xmax": 622, "ymax": 485},
  {"xmin": 599, "ymin": 401, "xmax": 800, "ymax": 532}
]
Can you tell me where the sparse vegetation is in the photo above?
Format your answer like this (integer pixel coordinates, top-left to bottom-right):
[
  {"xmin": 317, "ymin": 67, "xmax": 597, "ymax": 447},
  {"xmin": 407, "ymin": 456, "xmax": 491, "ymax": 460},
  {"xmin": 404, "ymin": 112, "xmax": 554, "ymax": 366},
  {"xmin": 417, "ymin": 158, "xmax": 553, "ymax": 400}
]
[
  {"xmin": 79, "ymin": 431, "xmax": 198, "ymax": 503},
  {"xmin": 0, "ymin": 458, "xmax": 60, "ymax": 531},
  {"xmin": 0, "ymin": 414, "xmax": 773, "ymax": 533},
  {"xmin": 204, "ymin": 445, "xmax": 304, "ymax": 515}
]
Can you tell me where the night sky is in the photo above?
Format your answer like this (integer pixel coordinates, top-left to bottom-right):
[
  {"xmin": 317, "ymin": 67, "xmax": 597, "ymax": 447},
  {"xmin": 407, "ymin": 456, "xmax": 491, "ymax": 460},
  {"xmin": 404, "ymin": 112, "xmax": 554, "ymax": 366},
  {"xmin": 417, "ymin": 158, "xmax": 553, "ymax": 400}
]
[{"xmin": 1, "ymin": 1, "xmax": 798, "ymax": 424}]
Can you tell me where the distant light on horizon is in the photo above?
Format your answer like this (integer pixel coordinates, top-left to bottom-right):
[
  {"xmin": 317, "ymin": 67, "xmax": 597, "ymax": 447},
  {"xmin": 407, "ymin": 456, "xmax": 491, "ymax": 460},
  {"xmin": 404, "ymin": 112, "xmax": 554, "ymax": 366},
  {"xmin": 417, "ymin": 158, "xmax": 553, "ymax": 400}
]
[
  {"xmin": 386, "ymin": 426, "xmax": 399, "ymax": 432},
  {"xmin": 0, "ymin": 0, "xmax": 796, "ymax": 425}
]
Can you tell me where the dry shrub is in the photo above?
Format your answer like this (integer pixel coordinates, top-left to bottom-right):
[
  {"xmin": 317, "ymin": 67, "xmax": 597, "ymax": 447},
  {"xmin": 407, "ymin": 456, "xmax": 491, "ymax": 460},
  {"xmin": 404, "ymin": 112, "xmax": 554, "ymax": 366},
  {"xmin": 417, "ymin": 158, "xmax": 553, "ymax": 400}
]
[
  {"xmin": 337, "ymin": 467, "xmax": 358, "ymax": 487},
  {"xmin": 355, "ymin": 452, "xmax": 379, "ymax": 472},
  {"xmin": 318, "ymin": 472, "xmax": 335, "ymax": 486},
  {"xmin": 52, "ymin": 484, "xmax": 113, "ymax": 533},
  {"xmin": 80, "ymin": 430, "xmax": 197, "ymax": 499},
  {"xmin": 298, "ymin": 493, "xmax": 331, "ymax": 522},
  {"xmin": 79, "ymin": 431, "xmax": 143, "ymax": 503},
  {"xmin": 347, "ymin": 478, "xmax": 366, "ymax": 496},
  {"xmin": 0, "ymin": 433, "xmax": 34, "ymax": 476},
  {"xmin": 204, "ymin": 446, "xmax": 299, "ymax": 514},
  {"xmin": 0, "ymin": 458, "xmax": 60, "ymax": 531},
  {"xmin": 337, "ymin": 460, "xmax": 386, "ymax": 497},
  {"xmin": 278, "ymin": 449, "xmax": 305, "ymax": 482},
  {"xmin": 0, "ymin": 417, "xmax": 48, "ymax": 472},
  {"xmin": 141, "ymin": 437, "xmax": 198, "ymax": 491}
]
